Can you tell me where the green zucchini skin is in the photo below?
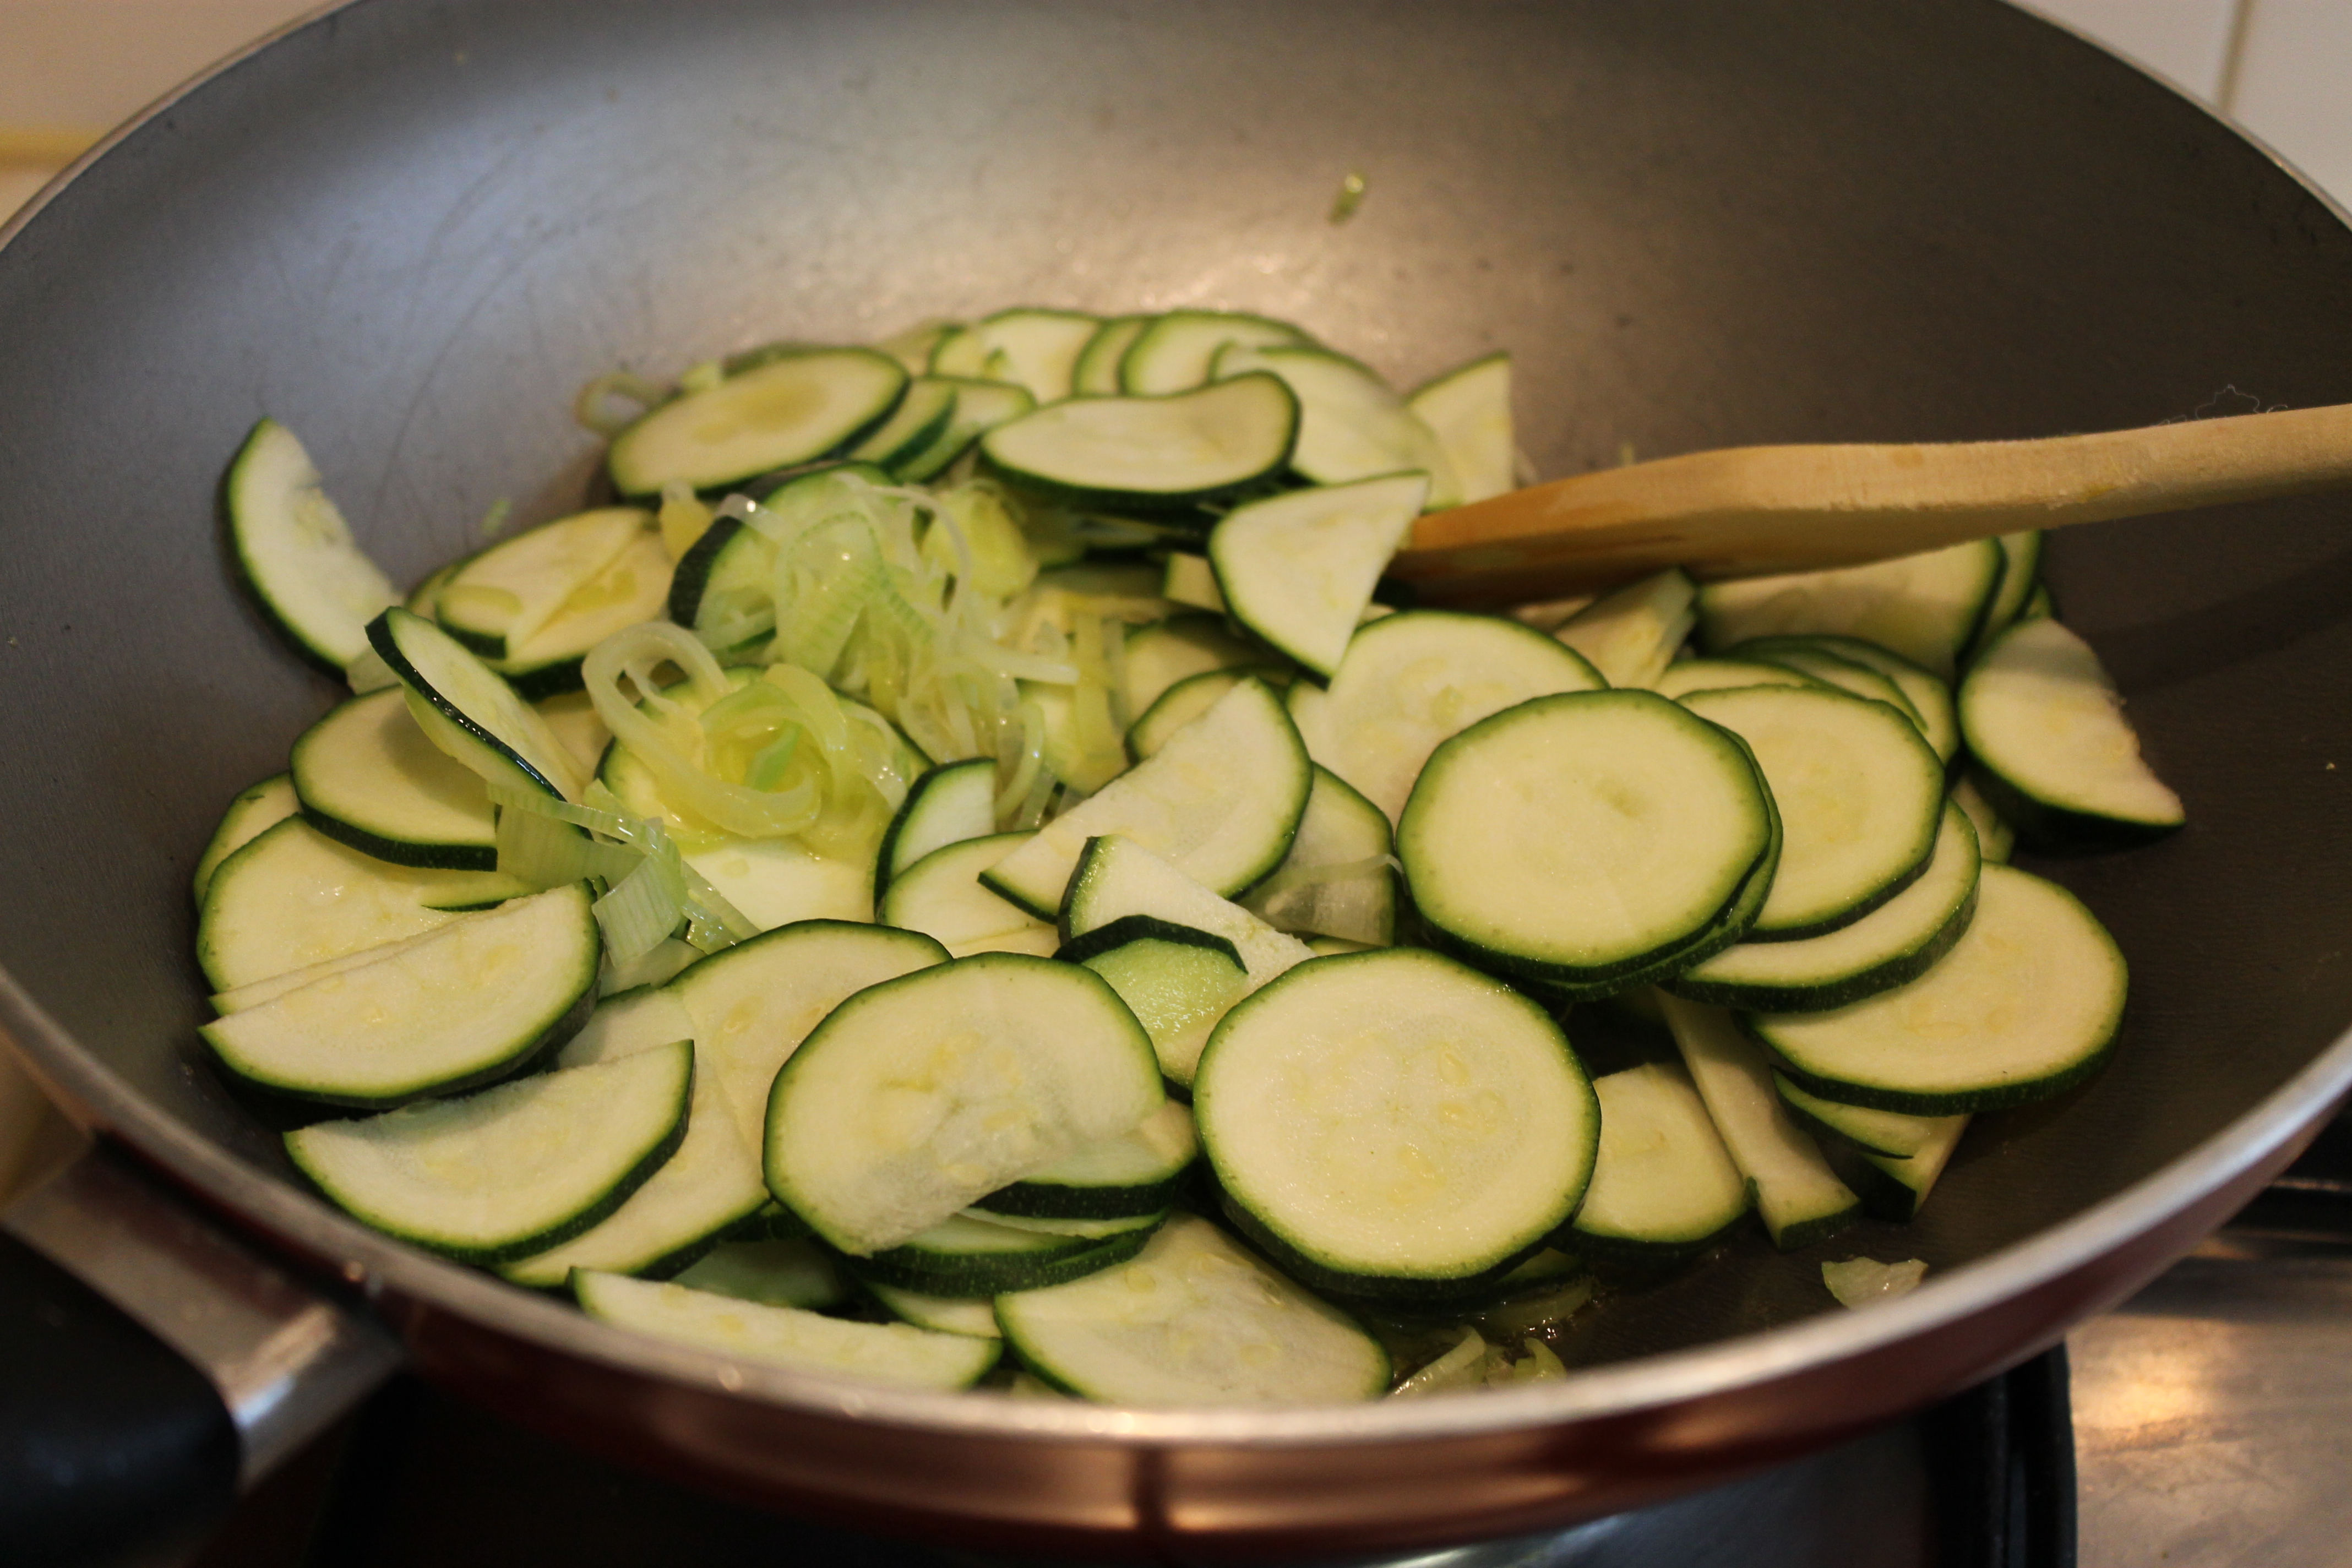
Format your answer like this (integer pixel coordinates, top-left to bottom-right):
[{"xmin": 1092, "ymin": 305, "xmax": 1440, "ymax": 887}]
[
  {"xmin": 1962, "ymin": 762, "xmax": 2181, "ymax": 854},
  {"xmin": 1053, "ymin": 913, "xmax": 1245, "ymax": 971},
  {"xmin": 296, "ymin": 804, "xmax": 497, "ymax": 874},
  {"xmin": 666, "ymin": 513, "xmax": 747, "ymax": 628},
  {"xmin": 846, "ymin": 1224, "xmax": 1156, "ymax": 1297}
]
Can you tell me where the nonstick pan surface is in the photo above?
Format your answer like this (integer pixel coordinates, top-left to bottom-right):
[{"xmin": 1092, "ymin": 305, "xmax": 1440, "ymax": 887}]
[{"xmin": 3, "ymin": 0, "xmax": 2352, "ymax": 1555}]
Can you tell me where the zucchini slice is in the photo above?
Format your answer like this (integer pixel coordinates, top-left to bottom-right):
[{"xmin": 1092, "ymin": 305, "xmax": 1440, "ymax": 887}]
[
  {"xmin": 1215, "ymin": 344, "xmax": 1459, "ymax": 507},
  {"xmin": 606, "ymin": 347, "xmax": 907, "ymax": 496},
  {"xmin": 1959, "ymin": 617, "xmax": 2184, "ymax": 848},
  {"xmin": 433, "ymin": 507, "xmax": 650, "ymax": 661},
  {"xmin": 764, "ymin": 953, "xmax": 1164, "ymax": 1255},
  {"xmin": 1773, "ymin": 1072, "xmax": 1956, "ymax": 1161},
  {"xmin": 981, "ymin": 678, "xmax": 1310, "ymax": 918},
  {"xmin": 1121, "ymin": 613, "xmax": 1268, "ymax": 718},
  {"xmin": 503, "ymin": 1031, "xmax": 771, "ymax": 1288},
  {"xmin": 1656, "ymin": 994, "xmax": 1859, "ymax": 1251},
  {"xmin": 1400, "ymin": 690, "xmax": 1774, "ymax": 991},
  {"xmin": 224, "ymin": 418, "xmax": 401, "ymax": 671},
  {"xmin": 1119, "ymin": 309, "xmax": 1309, "ymax": 395},
  {"xmin": 575, "ymin": 1268, "xmax": 1000, "ymax": 1391},
  {"xmin": 1407, "ymin": 352, "xmax": 1515, "ymax": 504},
  {"xmin": 851, "ymin": 1212, "xmax": 1156, "ymax": 1296},
  {"xmin": 1060, "ymin": 834, "xmax": 1316, "ymax": 987},
  {"xmin": 1845, "ymin": 1114, "xmax": 1971, "ymax": 1222},
  {"xmin": 1553, "ymin": 569, "xmax": 1698, "ymax": 690},
  {"xmin": 1239, "ymin": 765, "xmax": 1397, "ymax": 946},
  {"xmin": 1126, "ymin": 667, "xmax": 1283, "ymax": 761},
  {"xmin": 1195, "ymin": 948, "xmax": 1598, "ymax": 1297},
  {"xmin": 1694, "ymin": 539, "xmax": 2005, "ymax": 680},
  {"xmin": 203, "ymin": 884, "xmax": 599, "ymax": 1107},
  {"xmin": 368, "ymin": 607, "xmax": 583, "ymax": 802},
  {"xmin": 997, "ymin": 1213, "xmax": 1389, "ymax": 1406},
  {"xmin": 1208, "ymin": 474, "xmax": 1426, "ymax": 679},
  {"xmin": 489, "ymin": 526, "xmax": 674, "ymax": 700},
  {"xmin": 880, "ymin": 831, "xmax": 1060, "ymax": 958},
  {"xmin": 1072, "ymin": 314, "xmax": 1155, "ymax": 396},
  {"xmin": 1668, "ymin": 801, "xmax": 1980, "ymax": 1012},
  {"xmin": 1159, "ymin": 551, "xmax": 1225, "ymax": 613},
  {"xmin": 1972, "ymin": 531, "xmax": 2045, "ymax": 658},
  {"xmin": 196, "ymin": 816, "xmax": 531, "ymax": 990},
  {"xmin": 671, "ymin": 1237, "xmax": 845, "ymax": 1310},
  {"xmin": 286, "ymin": 1038, "xmax": 690, "ymax": 1264},
  {"xmin": 974, "ymin": 1100, "xmax": 1200, "ymax": 1221},
  {"xmin": 191, "ymin": 773, "xmax": 300, "ymax": 905},
  {"xmin": 981, "ymin": 373, "xmax": 1299, "ymax": 510},
  {"xmin": 1311, "ymin": 609, "xmax": 1605, "ymax": 823},
  {"xmin": 1950, "ymin": 775, "xmax": 2016, "ymax": 864},
  {"xmin": 872, "ymin": 319, "xmax": 960, "ymax": 377},
  {"xmin": 846, "ymin": 376, "xmax": 960, "ymax": 469},
  {"xmin": 1570, "ymin": 1063, "xmax": 1749, "ymax": 1257},
  {"xmin": 671, "ymin": 919, "xmax": 948, "ymax": 1152},
  {"xmin": 682, "ymin": 838, "xmax": 873, "ymax": 932},
  {"xmin": 290, "ymin": 687, "xmax": 497, "ymax": 870},
  {"xmin": 1725, "ymin": 642, "xmax": 1920, "ymax": 726},
  {"xmin": 895, "ymin": 378, "xmax": 1036, "ymax": 482},
  {"xmin": 861, "ymin": 1280, "xmax": 1001, "ymax": 1338},
  {"xmin": 1747, "ymin": 863, "xmax": 2128, "ymax": 1115},
  {"xmin": 1648, "ymin": 658, "xmax": 1822, "ymax": 700},
  {"xmin": 875, "ymin": 757, "xmax": 999, "ymax": 897},
  {"xmin": 1676, "ymin": 684, "xmax": 1945, "ymax": 940},
  {"xmin": 929, "ymin": 307, "xmax": 1103, "ymax": 403},
  {"xmin": 1060, "ymin": 915, "xmax": 1253, "ymax": 1089},
  {"xmin": 1729, "ymin": 635, "xmax": 1957, "ymax": 764}
]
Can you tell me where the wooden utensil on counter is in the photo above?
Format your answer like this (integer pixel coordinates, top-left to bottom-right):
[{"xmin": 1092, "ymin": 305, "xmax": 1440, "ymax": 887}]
[{"xmin": 1389, "ymin": 401, "xmax": 2352, "ymax": 606}]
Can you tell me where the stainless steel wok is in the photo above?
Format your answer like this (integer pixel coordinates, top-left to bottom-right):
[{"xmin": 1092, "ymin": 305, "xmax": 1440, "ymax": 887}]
[{"xmin": 4, "ymin": 1, "xmax": 2352, "ymax": 1562}]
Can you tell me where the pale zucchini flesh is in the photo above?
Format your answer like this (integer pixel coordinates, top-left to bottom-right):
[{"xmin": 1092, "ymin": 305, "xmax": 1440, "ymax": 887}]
[
  {"xmin": 1060, "ymin": 835, "xmax": 1317, "ymax": 993},
  {"xmin": 881, "ymin": 831, "xmax": 1060, "ymax": 957},
  {"xmin": 1239, "ymin": 764, "xmax": 1397, "ymax": 946},
  {"xmin": 1570, "ymin": 1063, "xmax": 1749, "ymax": 1255},
  {"xmin": 670, "ymin": 1237, "xmax": 845, "ymax": 1310},
  {"xmin": 1061, "ymin": 916, "xmax": 1253, "ymax": 1090},
  {"xmin": 1648, "ymin": 659, "xmax": 1822, "ymax": 700},
  {"xmin": 929, "ymin": 307, "xmax": 1102, "ymax": 402},
  {"xmin": 1208, "ymin": 474, "xmax": 1426, "ymax": 679},
  {"xmin": 980, "ymin": 373, "xmax": 1300, "ymax": 509},
  {"xmin": 225, "ymin": 418, "xmax": 401, "ymax": 671},
  {"xmin": 286, "ymin": 1039, "xmax": 691, "ymax": 1264},
  {"xmin": 1553, "ymin": 569, "xmax": 1697, "ymax": 690},
  {"xmin": 434, "ymin": 508, "xmax": 650, "ymax": 660},
  {"xmin": 607, "ymin": 348, "xmax": 908, "ymax": 496},
  {"xmin": 979, "ymin": 1099, "xmax": 1200, "ymax": 1219},
  {"xmin": 1407, "ymin": 352, "xmax": 1515, "ymax": 504},
  {"xmin": 1215, "ymin": 344, "xmax": 1459, "ymax": 507},
  {"xmin": 369, "ymin": 607, "xmax": 584, "ymax": 802},
  {"xmin": 290, "ymin": 687, "xmax": 497, "ymax": 870},
  {"xmin": 1121, "ymin": 613, "xmax": 1268, "ymax": 718},
  {"xmin": 1694, "ymin": 539, "xmax": 2005, "ymax": 680},
  {"xmin": 192, "ymin": 773, "xmax": 300, "ymax": 905},
  {"xmin": 875, "ymin": 757, "xmax": 999, "ymax": 894},
  {"xmin": 1119, "ymin": 310, "xmax": 1308, "ymax": 395}
]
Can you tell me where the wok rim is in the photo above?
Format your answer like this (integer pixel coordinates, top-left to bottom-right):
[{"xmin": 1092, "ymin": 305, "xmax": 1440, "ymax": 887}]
[{"xmin": 4, "ymin": 0, "xmax": 2351, "ymax": 1454}]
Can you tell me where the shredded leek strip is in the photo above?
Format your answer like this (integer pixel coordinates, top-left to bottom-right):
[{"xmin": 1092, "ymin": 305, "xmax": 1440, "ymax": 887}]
[
  {"xmin": 994, "ymin": 701, "xmax": 1048, "ymax": 824},
  {"xmin": 595, "ymin": 851, "xmax": 685, "ymax": 962},
  {"xmin": 1101, "ymin": 616, "xmax": 1133, "ymax": 732},
  {"xmin": 955, "ymin": 632, "xmax": 1078, "ymax": 685},
  {"xmin": 1014, "ymin": 760, "xmax": 1059, "ymax": 831},
  {"xmin": 584, "ymin": 626, "xmax": 822, "ymax": 839},
  {"xmin": 572, "ymin": 370, "xmax": 669, "ymax": 436},
  {"xmin": 744, "ymin": 729, "xmax": 802, "ymax": 792}
]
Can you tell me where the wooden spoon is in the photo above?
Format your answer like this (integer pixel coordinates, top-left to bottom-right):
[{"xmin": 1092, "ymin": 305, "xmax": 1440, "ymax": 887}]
[{"xmin": 1389, "ymin": 401, "xmax": 2352, "ymax": 606}]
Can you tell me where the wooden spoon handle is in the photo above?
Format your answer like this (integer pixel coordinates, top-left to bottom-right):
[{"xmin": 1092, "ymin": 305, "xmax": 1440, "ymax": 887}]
[{"xmin": 1392, "ymin": 401, "xmax": 2352, "ymax": 606}]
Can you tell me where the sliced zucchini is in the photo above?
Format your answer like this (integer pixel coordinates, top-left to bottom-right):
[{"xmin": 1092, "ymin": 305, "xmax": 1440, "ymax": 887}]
[
  {"xmin": 1209, "ymin": 474, "xmax": 1426, "ymax": 679},
  {"xmin": 192, "ymin": 774, "xmax": 300, "ymax": 905},
  {"xmin": 1216, "ymin": 344, "xmax": 1457, "ymax": 506},
  {"xmin": 1655, "ymin": 994, "xmax": 1859, "ymax": 1251},
  {"xmin": 535, "ymin": 690, "xmax": 612, "ymax": 778},
  {"xmin": 1972, "ymin": 531, "xmax": 2045, "ymax": 657},
  {"xmin": 1959, "ymin": 617, "xmax": 2184, "ymax": 848},
  {"xmin": 880, "ymin": 831, "xmax": 1060, "ymax": 957},
  {"xmin": 765, "ymin": 953, "xmax": 1165, "ymax": 1254},
  {"xmin": 203, "ymin": 884, "xmax": 598, "ymax": 1107},
  {"xmin": 503, "ymin": 1033, "xmax": 770, "ymax": 1288},
  {"xmin": 1747, "ymin": 863, "xmax": 2128, "ymax": 1115},
  {"xmin": 1732, "ymin": 635, "xmax": 1958, "ymax": 764},
  {"xmin": 1126, "ymin": 667, "xmax": 1283, "ymax": 761},
  {"xmin": 196, "ymin": 817, "xmax": 531, "ymax": 991},
  {"xmin": 1072, "ymin": 314, "xmax": 1155, "ymax": 396},
  {"xmin": 491, "ymin": 526, "xmax": 674, "ymax": 700},
  {"xmin": 1060, "ymin": 915, "xmax": 1253, "ymax": 1088},
  {"xmin": 607, "ymin": 347, "xmax": 907, "ymax": 496},
  {"xmin": 1159, "ymin": 551, "xmax": 1225, "ymax": 613},
  {"xmin": 290, "ymin": 687, "xmax": 496, "ymax": 870},
  {"xmin": 1552, "ymin": 569, "xmax": 1697, "ymax": 690},
  {"xmin": 895, "ymin": 378, "xmax": 1037, "ymax": 482},
  {"xmin": 872, "ymin": 319, "xmax": 960, "ymax": 377},
  {"xmin": 1239, "ymin": 765, "xmax": 1396, "ymax": 946},
  {"xmin": 1676, "ymin": 685, "xmax": 1944, "ymax": 940},
  {"xmin": 1195, "ymin": 948, "xmax": 1597, "ymax": 1295},
  {"xmin": 1570, "ymin": 1063, "xmax": 1749, "ymax": 1257},
  {"xmin": 1668, "ymin": 801, "xmax": 1980, "ymax": 1012},
  {"xmin": 981, "ymin": 678, "xmax": 1309, "ymax": 918},
  {"xmin": 981, "ymin": 373, "xmax": 1299, "ymax": 510},
  {"xmin": 852, "ymin": 1212, "xmax": 1156, "ymax": 1295},
  {"xmin": 1773, "ymin": 1072, "xmax": 1955, "ymax": 1161},
  {"xmin": 1694, "ymin": 539, "xmax": 2005, "ymax": 680},
  {"xmin": 846, "ymin": 376, "xmax": 959, "ymax": 468},
  {"xmin": 1311, "ymin": 609, "xmax": 1605, "ymax": 822},
  {"xmin": 556, "ymin": 984, "xmax": 696, "ymax": 1067},
  {"xmin": 1724, "ymin": 642, "xmax": 1920, "ymax": 726},
  {"xmin": 1648, "ymin": 658, "xmax": 1823, "ymax": 700},
  {"xmin": 1406, "ymin": 352, "xmax": 1514, "ymax": 504},
  {"xmin": 929, "ymin": 307, "xmax": 1102, "ymax": 403},
  {"xmin": 672, "ymin": 919, "xmax": 948, "ymax": 1152},
  {"xmin": 1060, "ymin": 835, "xmax": 1316, "ymax": 986},
  {"xmin": 670, "ymin": 1237, "xmax": 845, "ymax": 1310},
  {"xmin": 683, "ymin": 838, "xmax": 873, "ymax": 931},
  {"xmin": 286, "ymin": 1039, "xmax": 689, "ymax": 1264},
  {"xmin": 1949, "ymin": 775, "xmax": 2016, "ymax": 864},
  {"xmin": 1119, "ymin": 310, "xmax": 1309, "ymax": 395},
  {"xmin": 1399, "ymin": 690, "xmax": 1774, "ymax": 992},
  {"xmin": 224, "ymin": 418, "xmax": 401, "ymax": 671},
  {"xmin": 574, "ymin": 1268, "xmax": 999, "ymax": 1390},
  {"xmin": 861, "ymin": 1280, "xmax": 1000, "ymax": 1337},
  {"xmin": 210, "ymin": 918, "xmax": 483, "ymax": 1016},
  {"xmin": 434, "ymin": 508, "xmax": 649, "ymax": 661},
  {"xmin": 974, "ymin": 1100, "xmax": 1200, "ymax": 1220},
  {"xmin": 663, "ymin": 462, "xmax": 894, "ymax": 646},
  {"xmin": 956, "ymin": 1207, "xmax": 1164, "ymax": 1240},
  {"xmin": 997, "ymin": 1213, "xmax": 1388, "ymax": 1405},
  {"xmin": 368, "ymin": 607, "xmax": 582, "ymax": 802},
  {"xmin": 1847, "ymin": 1114, "xmax": 1970, "ymax": 1222},
  {"xmin": 1121, "ymin": 613, "xmax": 1269, "ymax": 718},
  {"xmin": 876, "ymin": 757, "xmax": 999, "ymax": 897}
]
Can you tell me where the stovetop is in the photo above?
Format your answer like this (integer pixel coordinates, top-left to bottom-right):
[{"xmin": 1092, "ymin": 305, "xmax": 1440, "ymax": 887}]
[{"xmin": 181, "ymin": 1114, "xmax": 2352, "ymax": 1568}]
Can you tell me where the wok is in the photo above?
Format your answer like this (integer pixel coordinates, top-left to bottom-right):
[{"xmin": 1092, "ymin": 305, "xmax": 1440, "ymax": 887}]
[{"xmin": 4, "ymin": 0, "xmax": 2352, "ymax": 1561}]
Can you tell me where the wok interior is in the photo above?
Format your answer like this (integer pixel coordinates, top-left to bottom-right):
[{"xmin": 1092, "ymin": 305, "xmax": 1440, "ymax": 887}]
[{"xmin": 2, "ymin": 0, "xmax": 2351, "ymax": 1371}]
